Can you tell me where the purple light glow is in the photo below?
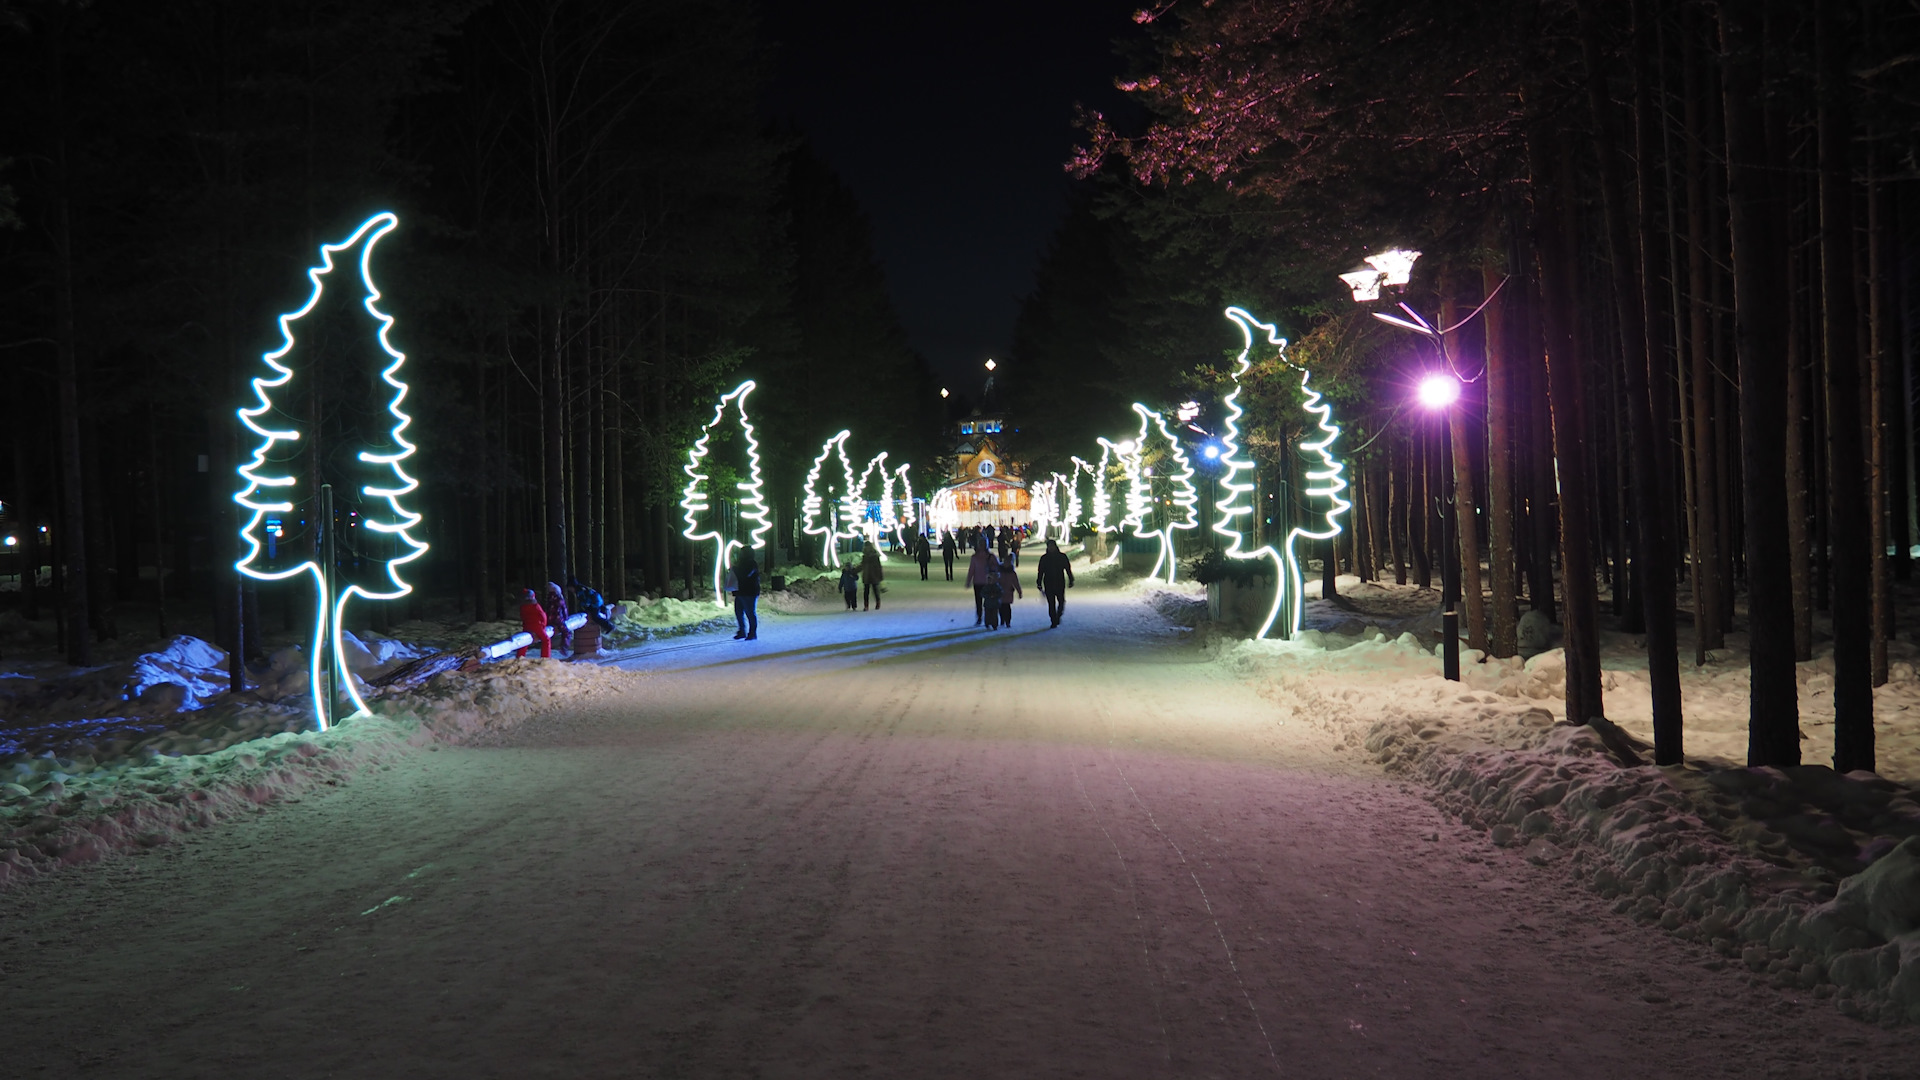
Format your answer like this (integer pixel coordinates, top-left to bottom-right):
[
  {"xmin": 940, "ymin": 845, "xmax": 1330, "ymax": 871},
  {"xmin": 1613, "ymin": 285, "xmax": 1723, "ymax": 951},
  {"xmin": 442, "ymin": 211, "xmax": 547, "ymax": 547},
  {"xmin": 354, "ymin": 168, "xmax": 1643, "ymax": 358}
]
[{"xmin": 1416, "ymin": 373, "xmax": 1461, "ymax": 410}]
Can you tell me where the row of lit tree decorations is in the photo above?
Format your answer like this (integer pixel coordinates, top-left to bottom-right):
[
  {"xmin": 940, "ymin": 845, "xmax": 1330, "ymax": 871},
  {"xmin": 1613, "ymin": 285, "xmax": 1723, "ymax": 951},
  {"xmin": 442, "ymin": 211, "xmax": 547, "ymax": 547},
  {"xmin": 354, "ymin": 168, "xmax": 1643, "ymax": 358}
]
[
  {"xmin": 233, "ymin": 216, "xmax": 1455, "ymax": 729},
  {"xmin": 670, "ymin": 247, "xmax": 1483, "ymax": 646}
]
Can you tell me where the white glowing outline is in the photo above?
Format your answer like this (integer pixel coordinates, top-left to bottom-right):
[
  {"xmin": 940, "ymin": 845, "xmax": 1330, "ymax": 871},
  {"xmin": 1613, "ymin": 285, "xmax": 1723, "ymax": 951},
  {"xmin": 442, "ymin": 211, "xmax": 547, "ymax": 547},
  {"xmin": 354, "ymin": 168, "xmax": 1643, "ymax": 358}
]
[
  {"xmin": 1130, "ymin": 403, "xmax": 1200, "ymax": 584},
  {"xmin": 680, "ymin": 381, "xmax": 772, "ymax": 605},
  {"xmin": 1215, "ymin": 307, "xmax": 1291, "ymax": 639},
  {"xmin": 801, "ymin": 430, "xmax": 854, "ymax": 567},
  {"xmin": 1060, "ymin": 466, "xmax": 1086, "ymax": 546},
  {"xmin": 233, "ymin": 211, "xmax": 428, "ymax": 729},
  {"xmin": 892, "ymin": 461, "xmax": 915, "ymax": 548},
  {"xmin": 1278, "ymin": 367, "xmax": 1350, "ymax": 636},
  {"xmin": 845, "ymin": 452, "xmax": 892, "ymax": 548}
]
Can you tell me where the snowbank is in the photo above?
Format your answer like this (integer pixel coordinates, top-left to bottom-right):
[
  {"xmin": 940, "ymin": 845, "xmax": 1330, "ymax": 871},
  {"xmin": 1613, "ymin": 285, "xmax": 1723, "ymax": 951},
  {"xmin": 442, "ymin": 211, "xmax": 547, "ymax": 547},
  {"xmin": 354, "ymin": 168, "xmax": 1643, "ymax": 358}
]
[
  {"xmin": 1215, "ymin": 621, "xmax": 1920, "ymax": 1023},
  {"xmin": 0, "ymin": 651, "xmax": 641, "ymax": 889}
]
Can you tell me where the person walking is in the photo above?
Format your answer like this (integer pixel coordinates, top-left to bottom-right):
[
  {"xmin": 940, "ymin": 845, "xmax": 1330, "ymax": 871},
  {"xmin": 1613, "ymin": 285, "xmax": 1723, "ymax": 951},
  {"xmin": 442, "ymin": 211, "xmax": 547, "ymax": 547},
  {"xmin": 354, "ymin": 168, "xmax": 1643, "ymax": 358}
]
[
  {"xmin": 860, "ymin": 543, "xmax": 884, "ymax": 610},
  {"xmin": 939, "ymin": 529, "xmax": 957, "ymax": 581},
  {"xmin": 1035, "ymin": 538, "xmax": 1075, "ymax": 628},
  {"xmin": 996, "ymin": 550, "xmax": 1022, "ymax": 629},
  {"xmin": 569, "ymin": 576, "xmax": 614, "ymax": 633},
  {"xmin": 838, "ymin": 559, "xmax": 859, "ymax": 610},
  {"xmin": 964, "ymin": 539, "xmax": 997, "ymax": 626},
  {"xmin": 540, "ymin": 581, "xmax": 571, "ymax": 653},
  {"xmin": 1007, "ymin": 531, "xmax": 1021, "ymax": 569},
  {"xmin": 915, "ymin": 532, "xmax": 932, "ymax": 580},
  {"xmin": 516, "ymin": 588, "xmax": 552, "ymax": 658},
  {"xmin": 729, "ymin": 547, "xmax": 760, "ymax": 640}
]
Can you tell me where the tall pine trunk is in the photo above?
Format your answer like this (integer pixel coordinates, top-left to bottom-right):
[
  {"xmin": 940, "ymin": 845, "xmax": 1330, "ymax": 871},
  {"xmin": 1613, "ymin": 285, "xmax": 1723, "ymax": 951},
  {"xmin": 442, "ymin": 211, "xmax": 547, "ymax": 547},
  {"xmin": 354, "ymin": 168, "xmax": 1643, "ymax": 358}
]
[
  {"xmin": 1720, "ymin": 2, "xmax": 1801, "ymax": 767},
  {"xmin": 1483, "ymin": 260, "xmax": 1518, "ymax": 657},
  {"xmin": 1817, "ymin": 5, "xmax": 1874, "ymax": 774}
]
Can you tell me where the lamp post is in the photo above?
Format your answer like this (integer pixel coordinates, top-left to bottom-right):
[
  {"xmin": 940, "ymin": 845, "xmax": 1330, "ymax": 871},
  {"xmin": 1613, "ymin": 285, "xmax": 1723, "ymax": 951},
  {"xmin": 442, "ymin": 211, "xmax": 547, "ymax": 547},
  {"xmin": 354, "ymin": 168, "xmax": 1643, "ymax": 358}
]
[{"xmin": 1343, "ymin": 247, "xmax": 1481, "ymax": 682}]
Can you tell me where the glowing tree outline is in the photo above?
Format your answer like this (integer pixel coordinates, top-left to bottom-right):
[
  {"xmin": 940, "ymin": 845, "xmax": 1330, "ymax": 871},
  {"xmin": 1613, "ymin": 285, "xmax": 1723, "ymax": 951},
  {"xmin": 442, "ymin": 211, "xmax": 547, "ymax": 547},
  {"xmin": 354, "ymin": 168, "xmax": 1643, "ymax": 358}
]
[
  {"xmin": 1215, "ymin": 306, "xmax": 1349, "ymax": 639},
  {"xmin": 1057, "ymin": 469, "xmax": 1084, "ymax": 545},
  {"xmin": 850, "ymin": 452, "xmax": 893, "ymax": 547},
  {"xmin": 681, "ymin": 380, "xmax": 772, "ymax": 605},
  {"xmin": 233, "ymin": 211, "xmax": 429, "ymax": 729},
  {"xmin": 892, "ymin": 461, "xmax": 916, "ymax": 547},
  {"xmin": 801, "ymin": 430, "xmax": 855, "ymax": 567},
  {"xmin": 1130, "ymin": 403, "xmax": 1200, "ymax": 584}
]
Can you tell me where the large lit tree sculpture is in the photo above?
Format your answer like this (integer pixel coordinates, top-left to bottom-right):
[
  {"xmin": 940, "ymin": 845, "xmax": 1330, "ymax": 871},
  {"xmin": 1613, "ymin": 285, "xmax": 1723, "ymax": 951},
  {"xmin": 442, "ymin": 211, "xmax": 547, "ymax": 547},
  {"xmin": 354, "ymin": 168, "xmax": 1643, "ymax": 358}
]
[
  {"xmin": 1215, "ymin": 306, "xmax": 1348, "ymax": 638},
  {"xmin": 1131, "ymin": 403, "xmax": 1200, "ymax": 584},
  {"xmin": 234, "ymin": 211, "xmax": 428, "ymax": 729},
  {"xmin": 802, "ymin": 430, "xmax": 855, "ymax": 567},
  {"xmin": 850, "ymin": 452, "xmax": 893, "ymax": 548},
  {"xmin": 682, "ymin": 381, "xmax": 772, "ymax": 604}
]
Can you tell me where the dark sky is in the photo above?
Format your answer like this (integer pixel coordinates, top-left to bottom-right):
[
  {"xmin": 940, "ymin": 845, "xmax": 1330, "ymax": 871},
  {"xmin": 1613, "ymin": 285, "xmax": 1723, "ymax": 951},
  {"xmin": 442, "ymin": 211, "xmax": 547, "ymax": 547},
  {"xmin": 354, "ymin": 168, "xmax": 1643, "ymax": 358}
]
[{"xmin": 758, "ymin": 2, "xmax": 1144, "ymax": 398}]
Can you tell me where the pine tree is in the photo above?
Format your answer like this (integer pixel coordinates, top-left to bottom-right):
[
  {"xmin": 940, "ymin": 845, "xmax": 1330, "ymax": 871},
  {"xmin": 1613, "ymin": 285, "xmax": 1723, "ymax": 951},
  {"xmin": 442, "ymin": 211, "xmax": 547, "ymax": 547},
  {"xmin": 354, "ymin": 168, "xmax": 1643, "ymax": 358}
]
[
  {"xmin": 681, "ymin": 381, "xmax": 771, "ymax": 604},
  {"xmin": 1279, "ymin": 366, "xmax": 1351, "ymax": 638}
]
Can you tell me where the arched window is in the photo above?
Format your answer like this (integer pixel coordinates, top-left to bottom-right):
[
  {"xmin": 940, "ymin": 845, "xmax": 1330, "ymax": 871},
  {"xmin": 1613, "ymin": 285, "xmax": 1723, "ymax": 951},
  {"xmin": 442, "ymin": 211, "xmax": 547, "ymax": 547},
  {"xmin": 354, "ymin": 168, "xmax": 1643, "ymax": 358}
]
[{"xmin": 978, "ymin": 459, "xmax": 995, "ymax": 477}]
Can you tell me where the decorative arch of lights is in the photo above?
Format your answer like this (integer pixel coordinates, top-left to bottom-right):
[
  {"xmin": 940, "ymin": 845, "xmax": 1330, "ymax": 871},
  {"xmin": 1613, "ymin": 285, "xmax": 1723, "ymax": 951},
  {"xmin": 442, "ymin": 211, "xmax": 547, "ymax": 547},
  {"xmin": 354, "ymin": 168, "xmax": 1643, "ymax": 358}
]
[
  {"xmin": 234, "ymin": 212, "xmax": 429, "ymax": 730},
  {"xmin": 680, "ymin": 380, "xmax": 772, "ymax": 604}
]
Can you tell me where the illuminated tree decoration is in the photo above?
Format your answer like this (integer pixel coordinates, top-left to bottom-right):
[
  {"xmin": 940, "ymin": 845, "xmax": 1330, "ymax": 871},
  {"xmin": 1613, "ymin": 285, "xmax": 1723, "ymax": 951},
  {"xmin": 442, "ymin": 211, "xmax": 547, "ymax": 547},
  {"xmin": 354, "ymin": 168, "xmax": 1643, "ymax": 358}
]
[
  {"xmin": 892, "ymin": 461, "xmax": 916, "ymax": 547},
  {"xmin": 1130, "ymin": 403, "xmax": 1200, "ymax": 584},
  {"xmin": 681, "ymin": 381, "xmax": 772, "ymax": 605},
  {"xmin": 1214, "ymin": 307, "xmax": 1291, "ymax": 639},
  {"xmin": 234, "ymin": 211, "xmax": 428, "ymax": 730},
  {"xmin": 851, "ymin": 451, "xmax": 893, "ymax": 547},
  {"xmin": 1057, "ymin": 469, "xmax": 1083, "ymax": 545},
  {"xmin": 801, "ymin": 430, "xmax": 854, "ymax": 567},
  {"xmin": 1214, "ymin": 306, "xmax": 1348, "ymax": 639},
  {"xmin": 1278, "ymin": 365, "xmax": 1351, "ymax": 636}
]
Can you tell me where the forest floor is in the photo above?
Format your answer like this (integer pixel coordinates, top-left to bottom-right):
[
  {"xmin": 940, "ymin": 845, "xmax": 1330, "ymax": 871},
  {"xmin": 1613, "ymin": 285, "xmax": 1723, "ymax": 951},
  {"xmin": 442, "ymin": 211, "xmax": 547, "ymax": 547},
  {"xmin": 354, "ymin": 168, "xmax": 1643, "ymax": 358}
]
[{"xmin": 1, "ymin": 567, "xmax": 1915, "ymax": 1078}]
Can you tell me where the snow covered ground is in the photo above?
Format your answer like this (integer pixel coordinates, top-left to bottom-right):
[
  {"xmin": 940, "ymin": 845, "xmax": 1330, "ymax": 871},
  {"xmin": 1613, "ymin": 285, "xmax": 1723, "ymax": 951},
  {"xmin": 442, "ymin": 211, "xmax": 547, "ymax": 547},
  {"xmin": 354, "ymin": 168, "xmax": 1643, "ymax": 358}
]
[
  {"xmin": 0, "ymin": 571, "xmax": 1913, "ymax": 1078},
  {"xmin": 1212, "ymin": 573, "xmax": 1920, "ymax": 1025}
]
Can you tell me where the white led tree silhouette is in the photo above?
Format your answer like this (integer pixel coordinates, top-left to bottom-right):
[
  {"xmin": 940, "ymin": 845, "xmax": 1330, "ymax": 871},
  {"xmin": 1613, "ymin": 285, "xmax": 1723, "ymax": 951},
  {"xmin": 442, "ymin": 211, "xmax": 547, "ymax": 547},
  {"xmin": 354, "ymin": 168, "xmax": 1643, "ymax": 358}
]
[
  {"xmin": 850, "ymin": 451, "xmax": 893, "ymax": 547},
  {"xmin": 801, "ymin": 430, "xmax": 855, "ymax": 567},
  {"xmin": 681, "ymin": 381, "xmax": 771, "ymax": 604},
  {"xmin": 1131, "ymin": 403, "xmax": 1199, "ymax": 584},
  {"xmin": 233, "ymin": 211, "xmax": 428, "ymax": 729}
]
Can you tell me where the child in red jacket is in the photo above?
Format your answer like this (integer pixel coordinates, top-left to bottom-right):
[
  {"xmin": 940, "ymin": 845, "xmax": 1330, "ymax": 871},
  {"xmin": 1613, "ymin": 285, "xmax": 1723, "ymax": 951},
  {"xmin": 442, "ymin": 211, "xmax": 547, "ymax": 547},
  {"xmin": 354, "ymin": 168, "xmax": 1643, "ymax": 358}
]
[{"xmin": 517, "ymin": 588, "xmax": 551, "ymax": 658}]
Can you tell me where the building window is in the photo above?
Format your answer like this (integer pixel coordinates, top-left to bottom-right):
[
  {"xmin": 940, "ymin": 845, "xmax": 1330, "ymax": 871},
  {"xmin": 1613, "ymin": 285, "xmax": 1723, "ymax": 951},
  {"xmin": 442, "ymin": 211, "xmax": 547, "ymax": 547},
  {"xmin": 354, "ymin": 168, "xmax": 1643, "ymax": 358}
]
[
  {"xmin": 979, "ymin": 420, "xmax": 1002, "ymax": 433},
  {"xmin": 978, "ymin": 460, "xmax": 995, "ymax": 477},
  {"xmin": 959, "ymin": 422, "xmax": 974, "ymax": 435}
]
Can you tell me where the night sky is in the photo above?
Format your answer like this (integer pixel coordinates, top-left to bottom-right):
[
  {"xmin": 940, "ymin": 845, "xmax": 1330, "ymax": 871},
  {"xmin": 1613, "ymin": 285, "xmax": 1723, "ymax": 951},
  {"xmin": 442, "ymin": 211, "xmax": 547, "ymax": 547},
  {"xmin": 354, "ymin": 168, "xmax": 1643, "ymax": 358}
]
[{"xmin": 759, "ymin": 2, "xmax": 1145, "ymax": 398}]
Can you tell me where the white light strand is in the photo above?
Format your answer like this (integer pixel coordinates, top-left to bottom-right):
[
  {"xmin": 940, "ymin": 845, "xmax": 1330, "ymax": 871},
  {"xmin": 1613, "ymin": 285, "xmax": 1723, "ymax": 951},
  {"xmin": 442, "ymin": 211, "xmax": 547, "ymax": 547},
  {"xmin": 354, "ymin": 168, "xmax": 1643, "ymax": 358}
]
[
  {"xmin": 233, "ymin": 212, "xmax": 428, "ymax": 730},
  {"xmin": 1131, "ymin": 403, "xmax": 1199, "ymax": 584},
  {"xmin": 680, "ymin": 380, "xmax": 772, "ymax": 605},
  {"xmin": 801, "ymin": 430, "xmax": 854, "ymax": 567},
  {"xmin": 1279, "ymin": 366, "xmax": 1351, "ymax": 638},
  {"xmin": 1215, "ymin": 307, "xmax": 1291, "ymax": 639}
]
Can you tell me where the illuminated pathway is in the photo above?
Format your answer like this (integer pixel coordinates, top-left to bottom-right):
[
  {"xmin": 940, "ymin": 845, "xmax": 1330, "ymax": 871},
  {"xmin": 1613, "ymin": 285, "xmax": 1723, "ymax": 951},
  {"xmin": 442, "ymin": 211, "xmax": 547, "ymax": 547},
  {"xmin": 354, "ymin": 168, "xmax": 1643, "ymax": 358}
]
[{"xmin": 0, "ymin": 574, "xmax": 1905, "ymax": 1077}]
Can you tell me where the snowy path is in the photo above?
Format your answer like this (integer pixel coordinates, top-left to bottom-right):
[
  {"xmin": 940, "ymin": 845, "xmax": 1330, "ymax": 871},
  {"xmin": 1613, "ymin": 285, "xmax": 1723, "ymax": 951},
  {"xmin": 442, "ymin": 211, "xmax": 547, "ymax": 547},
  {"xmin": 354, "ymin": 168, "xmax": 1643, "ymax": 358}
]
[{"xmin": 0, "ymin": 575, "xmax": 1909, "ymax": 1078}]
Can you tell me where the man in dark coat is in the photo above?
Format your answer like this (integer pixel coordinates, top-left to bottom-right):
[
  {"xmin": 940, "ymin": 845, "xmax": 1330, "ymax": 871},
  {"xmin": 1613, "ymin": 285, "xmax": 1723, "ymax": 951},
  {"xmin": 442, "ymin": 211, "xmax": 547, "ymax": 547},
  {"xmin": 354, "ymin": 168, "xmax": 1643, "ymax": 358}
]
[
  {"xmin": 1035, "ymin": 539, "xmax": 1075, "ymax": 628},
  {"xmin": 730, "ymin": 548, "xmax": 761, "ymax": 640},
  {"xmin": 940, "ymin": 530, "xmax": 958, "ymax": 580},
  {"xmin": 915, "ymin": 533, "xmax": 932, "ymax": 580}
]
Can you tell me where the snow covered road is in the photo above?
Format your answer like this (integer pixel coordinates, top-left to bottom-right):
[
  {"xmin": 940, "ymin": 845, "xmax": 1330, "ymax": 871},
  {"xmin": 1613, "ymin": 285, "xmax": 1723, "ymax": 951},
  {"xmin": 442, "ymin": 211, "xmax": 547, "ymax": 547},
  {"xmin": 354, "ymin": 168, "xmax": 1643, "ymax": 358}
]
[{"xmin": 0, "ymin": 575, "xmax": 1909, "ymax": 1077}]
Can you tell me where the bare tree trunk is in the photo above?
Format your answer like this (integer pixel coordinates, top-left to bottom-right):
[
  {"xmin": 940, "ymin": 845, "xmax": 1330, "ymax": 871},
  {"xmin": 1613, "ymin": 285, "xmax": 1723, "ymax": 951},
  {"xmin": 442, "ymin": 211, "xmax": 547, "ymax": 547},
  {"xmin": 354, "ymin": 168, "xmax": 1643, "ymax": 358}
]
[
  {"xmin": 1390, "ymin": 430, "xmax": 1409, "ymax": 584},
  {"xmin": 1483, "ymin": 260, "xmax": 1518, "ymax": 657},
  {"xmin": 1721, "ymin": 2, "xmax": 1801, "ymax": 767},
  {"xmin": 1817, "ymin": 5, "xmax": 1874, "ymax": 774},
  {"xmin": 1583, "ymin": 0, "xmax": 1683, "ymax": 761},
  {"xmin": 1440, "ymin": 283, "xmax": 1488, "ymax": 651},
  {"xmin": 1868, "ymin": 154, "xmax": 1892, "ymax": 685},
  {"xmin": 47, "ymin": 9, "xmax": 91, "ymax": 666},
  {"xmin": 1529, "ymin": 123, "xmax": 1605, "ymax": 727},
  {"xmin": 1786, "ymin": 166, "xmax": 1816, "ymax": 662},
  {"xmin": 1684, "ymin": 6, "xmax": 1724, "ymax": 653},
  {"xmin": 1523, "ymin": 262, "xmax": 1558, "ymax": 619},
  {"xmin": 1410, "ymin": 426, "xmax": 1431, "ymax": 588}
]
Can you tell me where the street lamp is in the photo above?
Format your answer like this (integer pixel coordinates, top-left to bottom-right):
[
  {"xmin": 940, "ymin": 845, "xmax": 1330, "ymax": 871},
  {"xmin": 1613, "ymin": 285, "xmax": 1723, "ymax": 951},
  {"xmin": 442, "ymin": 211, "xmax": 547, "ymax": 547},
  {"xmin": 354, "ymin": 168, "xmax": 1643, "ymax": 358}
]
[
  {"xmin": 940, "ymin": 387, "xmax": 949, "ymax": 399},
  {"xmin": 1343, "ymin": 246, "xmax": 1470, "ymax": 682}
]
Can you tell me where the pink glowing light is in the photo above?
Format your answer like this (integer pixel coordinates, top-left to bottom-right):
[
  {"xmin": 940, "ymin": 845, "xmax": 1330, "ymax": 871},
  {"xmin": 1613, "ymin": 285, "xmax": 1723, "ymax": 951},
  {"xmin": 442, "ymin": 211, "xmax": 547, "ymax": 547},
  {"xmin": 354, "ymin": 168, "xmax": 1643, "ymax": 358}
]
[{"xmin": 1416, "ymin": 373, "xmax": 1461, "ymax": 410}]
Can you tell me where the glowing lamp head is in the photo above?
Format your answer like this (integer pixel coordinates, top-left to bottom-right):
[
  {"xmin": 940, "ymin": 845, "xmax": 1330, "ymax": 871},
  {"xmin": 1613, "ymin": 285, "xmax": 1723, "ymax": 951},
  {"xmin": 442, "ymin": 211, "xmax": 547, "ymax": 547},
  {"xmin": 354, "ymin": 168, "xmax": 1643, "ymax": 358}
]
[
  {"xmin": 1340, "ymin": 268, "xmax": 1385, "ymax": 303},
  {"xmin": 1416, "ymin": 372, "xmax": 1461, "ymax": 411},
  {"xmin": 1365, "ymin": 248, "xmax": 1421, "ymax": 287},
  {"xmin": 940, "ymin": 388, "xmax": 949, "ymax": 398},
  {"xmin": 3, "ymin": 536, "xmax": 14, "ymax": 547},
  {"xmin": 984, "ymin": 358, "xmax": 997, "ymax": 371},
  {"xmin": 1203, "ymin": 443, "xmax": 1222, "ymax": 460},
  {"xmin": 1176, "ymin": 401, "xmax": 1200, "ymax": 422}
]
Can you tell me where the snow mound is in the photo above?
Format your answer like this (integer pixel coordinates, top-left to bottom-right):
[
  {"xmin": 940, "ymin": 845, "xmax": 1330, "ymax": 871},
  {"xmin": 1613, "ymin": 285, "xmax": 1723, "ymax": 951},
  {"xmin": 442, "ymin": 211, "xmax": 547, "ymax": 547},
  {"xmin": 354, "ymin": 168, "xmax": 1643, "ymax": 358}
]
[
  {"xmin": 124, "ymin": 636, "xmax": 232, "ymax": 710},
  {"xmin": 372, "ymin": 656, "xmax": 641, "ymax": 744}
]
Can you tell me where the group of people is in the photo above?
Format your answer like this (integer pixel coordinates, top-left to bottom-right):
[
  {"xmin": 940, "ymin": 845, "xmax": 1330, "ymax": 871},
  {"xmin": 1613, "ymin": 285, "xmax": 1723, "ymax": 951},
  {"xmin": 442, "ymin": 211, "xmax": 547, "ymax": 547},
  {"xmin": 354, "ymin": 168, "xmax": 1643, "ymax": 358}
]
[
  {"xmin": 836, "ymin": 544, "xmax": 886, "ymax": 611},
  {"xmin": 515, "ymin": 577, "xmax": 614, "ymax": 658},
  {"xmin": 964, "ymin": 535, "xmax": 1074, "ymax": 630}
]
